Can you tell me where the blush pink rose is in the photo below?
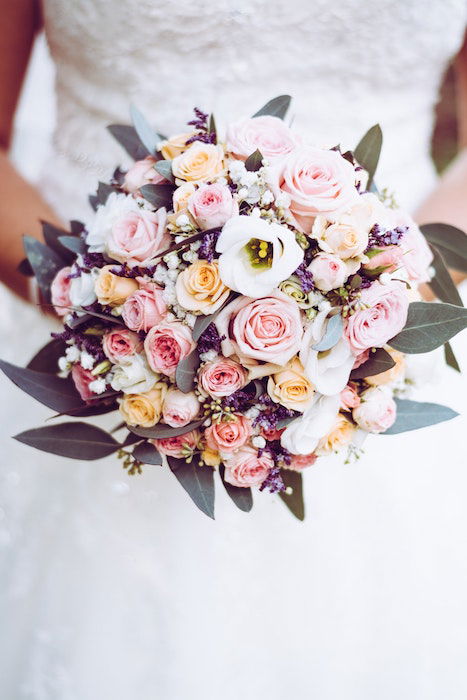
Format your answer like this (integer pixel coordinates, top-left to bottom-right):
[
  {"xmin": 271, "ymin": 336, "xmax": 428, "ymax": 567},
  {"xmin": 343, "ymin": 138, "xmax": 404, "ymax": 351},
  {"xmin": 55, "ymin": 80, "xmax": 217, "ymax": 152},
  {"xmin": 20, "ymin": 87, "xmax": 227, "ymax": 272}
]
[
  {"xmin": 308, "ymin": 252, "xmax": 355, "ymax": 292},
  {"xmin": 395, "ymin": 213, "xmax": 433, "ymax": 284},
  {"xmin": 71, "ymin": 364, "xmax": 95, "ymax": 402},
  {"xmin": 345, "ymin": 281, "xmax": 409, "ymax": 355},
  {"xmin": 215, "ymin": 290, "xmax": 303, "ymax": 366},
  {"xmin": 287, "ymin": 453, "xmax": 318, "ymax": 471},
  {"xmin": 363, "ymin": 246, "xmax": 404, "ymax": 274},
  {"xmin": 205, "ymin": 415, "xmax": 252, "ymax": 453},
  {"xmin": 352, "ymin": 387, "xmax": 396, "ymax": 433},
  {"xmin": 352, "ymin": 349, "xmax": 370, "ymax": 369},
  {"xmin": 223, "ymin": 445, "xmax": 273, "ymax": 488},
  {"xmin": 198, "ymin": 358, "xmax": 247, "ymax": 398},
  {"xmin": 50, "ymin": 266, "xmax": 72, "ymax": 316},
  {"xmin": 187, "ymin": 183, "xmax": 238, "ymax": 230},
  {"xmin": 123, "ymin": 157, "xmax": 167, "ymax": 193},
  {"xmin": 226, "ymin": 115, "xmax": 297, "ymax": 161},
  {"xmin": 107, "ymin": 207, "xmax": 169, "ymax": 266},
  {"xmin": 162, "ymin": 389, "xmax": 200, "ymax": 428},
  {"xmin": 340, "ymin": 383, "xmax": 361, "ymax": 411},
  {"xmin": 122, "ymin": 282, "xmax": 167, "ymax": 332},
  {"xmin": 144, "ymin": 321, "xmax": 194, "ymax": 376},
  {"xmin": 273, "ymin": 146, "xmax": 359, "ymax": 232},
  {"xmin": 151, "ymin": 429, "xmax": 200, "ymax": 458},
  {"xmin": 260, "ymin": 426, "xmax": 285, "ymax": 441},
  {"xmin": 102, "ymin": 328, "xmax": 143, "ymax": 363}
]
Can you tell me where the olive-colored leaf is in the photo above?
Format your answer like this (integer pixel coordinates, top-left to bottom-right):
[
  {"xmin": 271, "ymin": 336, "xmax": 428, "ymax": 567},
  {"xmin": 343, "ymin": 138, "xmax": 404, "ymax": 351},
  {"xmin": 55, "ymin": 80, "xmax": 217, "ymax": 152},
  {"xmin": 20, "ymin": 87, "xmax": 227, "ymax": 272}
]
[
  {"xmin": 128, "ymin": 418, "xmax": 205, "ymax": 440},
  {"xmin": 23, "ymin": 235, "xmax": 64, "ymax": 302},
  {"xmin": 96, "ymin": 182, "xmax": 117, "ymax": 205},
  {"xmin": 219, "ymin": 464, "xmax": 253, "ymax": 512},
  {"xmin": 253, "ymin": 95, "xmax": 291, "ymax": 119},
  {"xmin": 354, "ymin": 124, "xmax": 383, "ymax": 189},
  {"xmin": 350, "ymin": 347, "xmax": 396, "ymax": 380},
  {"xmin": 382, "ymin": 398, "xmax": 458, "ymax": 435},
  {"xmin": 27, "ymin": 338, "xmax": 65, "ymax": 373},
  {"xmin": 140, "ymin": 183, "xmax": 174, "ymax": 209},
  {"xmin": 444, "ymin": 341, "xmax": 461, "ymax": 372},
  {"xmin": 130, "ymin": 104, "xmax": 160, "ymax": 155},
  {"xmin": 17, "ymin": 258, "xmax": 34, "ymax": 276},
  {"xmin": 279, "ymin": 470, "xmax": 305, "ymax": 521},
  {"xmin": 428, "ymin": 244, "xmax": 463, "ymax": 306},
  {"xmin": 389, "ymin": 301, "xmax": 467, "ymax": 354},
  {"xmin": 41, "ymin": 221, "xmax": 76, "ymax": 264},
  {"xmin": 244, "ymin": 149, "xmax": 263, "ymax": 172},
  {"xmin": 154, "ymin": 160, "xmax": 174, "ymax": 183},
  {"xmin": 133, "ymin": 441, "xmax": 163, "ymax": 465},
  {"xmin": 175, "ymin": 348, "xmax": 201, "ymax": 394},
  {"xmin": 58, "ymin": 235, "xmax": 87, "ymax": 256},
  {"xmin": 107, "ymin": 124, "xmax": 150, "ymax": 159},
  {"xmin": 168, "ymin": 456, "xmax": 215, "ymax": 519},
  {"xmin": 192, "ymin": 291, "xmax": 238, "ymax": 342},
  {"xmin": 420, "ymin": 223, "xmax": 467, "ymax": 273},
  {"xmin": 14, "ymin": 422, "xmax": 120, "ymax": 460},
  {"xmin": 0, "ymin": 359, "xmax": 83, "ymax": 413}
]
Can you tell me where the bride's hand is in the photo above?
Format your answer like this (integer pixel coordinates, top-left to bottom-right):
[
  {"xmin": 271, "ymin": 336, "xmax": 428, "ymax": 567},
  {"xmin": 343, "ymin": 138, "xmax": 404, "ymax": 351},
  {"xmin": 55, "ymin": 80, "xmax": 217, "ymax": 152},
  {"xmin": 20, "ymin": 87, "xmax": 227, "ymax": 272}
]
[{"xmin": 0, "ymin": 0, "xmax": 63, "ymax": 300}]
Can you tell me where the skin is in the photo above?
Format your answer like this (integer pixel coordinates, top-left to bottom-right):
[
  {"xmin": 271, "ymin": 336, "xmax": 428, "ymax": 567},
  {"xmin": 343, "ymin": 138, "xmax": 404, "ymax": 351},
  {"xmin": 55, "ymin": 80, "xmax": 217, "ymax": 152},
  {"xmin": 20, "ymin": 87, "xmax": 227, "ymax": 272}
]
[{"xmin": 0, "ymin": 2, "xmax": 465, "ymax": 300}]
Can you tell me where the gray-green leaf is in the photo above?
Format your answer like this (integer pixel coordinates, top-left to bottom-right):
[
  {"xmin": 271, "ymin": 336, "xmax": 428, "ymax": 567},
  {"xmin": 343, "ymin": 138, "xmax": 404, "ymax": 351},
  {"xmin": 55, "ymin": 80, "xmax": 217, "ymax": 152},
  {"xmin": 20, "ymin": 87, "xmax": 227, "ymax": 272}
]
[
  {"xmin": 312, "ymin": 313, "xmax": 343, "ymax": 351},
  {"xmin": 244, "ymin": 149, "xmax": 263, "ymax": 172},
  {"xmin": 354, "ymin": 124, "xmax": 383, "ymax": 189},
  {"xmin": 219, "ymin": 464, "xmax": 253, "ymax": 512},
  {"xmin": 420, "ymin": 223, "xmax": 467, "ymax": 273},
  {"xmin": 154, "ymin": 160, "xmax": 175, "ymax": 183},
  {"xmin": 175, "ymin": 349, "xmax": 201, "ymax": 394},
  {"xmin": 140, "ymin": 184, "xmax": 174, "ymax": 209},
  {"xmin": 128, "ymin": 418, "xmax": 205, "ymax": 440},
  {"xmin": 168, "ymin": 456, "xmax": 215, "ymax": 519},
  {"xmin": 130, "ymin": 104, "xmax": 160, "ymax": 155},
  {"xmin": 132, "ymin": 441, "xmax": 163, "ymax": 465},
  {"xmin": 389, "ymin": 301, "xmax": 467, "ymax": 353},
  {"xmin": 382, "ymin": 398, "xmax": 458, "ymax": 435},
  {"xmin": 350, "ymin": 347, "xmax": 396, "ymax": 380},
  {"xmin": 428, "ymin": 244, "xmax": 463, "ymax": 306},
  {"xmin": 252, "ymin": 95, "xmax": 291, "ymax": 120},
  {"xmin": 279, "ymin": 470, "xmax": 305, "ymax": 521},
  {"xmin": 23, "ymin": 235, "xmax": 64, "ymax": 302},
  {"xmin": 14, "ymin": 422, "xmax": 120, "ymax": 460}
]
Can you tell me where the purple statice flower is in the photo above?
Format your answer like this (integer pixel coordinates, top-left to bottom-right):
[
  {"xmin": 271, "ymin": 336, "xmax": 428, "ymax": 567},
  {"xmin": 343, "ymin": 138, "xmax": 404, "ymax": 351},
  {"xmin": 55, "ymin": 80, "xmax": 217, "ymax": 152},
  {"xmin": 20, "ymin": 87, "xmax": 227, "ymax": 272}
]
[
  {"xmin": 293, "ymin": 261, "xmax": 315, "ymax": 293},
  {"xmin": 187, "ymin": 107, "xmax": 209, "ymax": 131},
  {"xmin": 198, "ymin": 230, "xmax": 220, "ymax": 262},
  {"xmin": 51, "ymin": 327, "xmax": 107, "ymax": 362},
  {"xmin": 253, "ymin": 394, "xmax": 297, "ymax": 431},
  {"xmin": 367, "ymin": 224, "xmax": 407, "ymax": 249},
  {"xmin": 223, "ymin": 384, "xmax": 258, "ymax": 412},
  {"xmin": 110, "ymin": 262, "xmax": 158, "ymax": 279},
  {"xmin": 81, "ymin": 252, "xmax": 107, "ymax": 270},
  {"xmin": 259, "ymin": 463, "xmax": 285, "ymax": 494},
  {"xmin": 186, "ymin": 107, "xmax": 216, "ymax": 145},
  {"xmin": 197, "ymin": 323, "xmax": 222, "ymax": 354},
  {"xmin": 186, "ymin": 132, "xmax": 217, "ymax": 145}
]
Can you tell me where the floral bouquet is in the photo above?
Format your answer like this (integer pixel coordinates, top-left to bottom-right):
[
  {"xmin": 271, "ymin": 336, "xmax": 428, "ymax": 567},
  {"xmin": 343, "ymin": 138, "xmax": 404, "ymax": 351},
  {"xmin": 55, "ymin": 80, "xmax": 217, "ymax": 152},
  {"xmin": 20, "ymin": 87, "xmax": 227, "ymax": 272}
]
[{"xmin": 3, "ymin": 95, "xmax": 467, "ymax": 519}]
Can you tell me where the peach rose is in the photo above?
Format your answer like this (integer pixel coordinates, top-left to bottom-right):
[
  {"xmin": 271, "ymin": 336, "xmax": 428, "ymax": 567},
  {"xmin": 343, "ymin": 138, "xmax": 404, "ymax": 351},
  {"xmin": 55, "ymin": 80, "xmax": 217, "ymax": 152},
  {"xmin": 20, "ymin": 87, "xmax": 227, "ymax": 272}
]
[
  {"xmin": 345, "ymin": 281, "xmax": 409, "ymax": 355},
  {"xmin": 172, "ymin": 183, "xmax": 197, "ymax": 214},
  {"xmin": 226, "ymin": 115, "xmax": 297, "ymax": 161},
  {"xmin": 312, "ymin": 200, "xmax": 374, "ymax": 259},
  {"xmin": 151, "ymin": 429, "xmax": 200, "ymax": 458},
  {"xmin": 363, "ymin": 246, "xmax": 404, "ymax": 274},
  {"xmin": 160, "ymin": 132, "xmax": 194, "ymax": 160},
  {"xmin": 103, "ymin": 328, "xmax": 143, "ymax": 363},
  {"xmin": 94, "ymin": 266, "xmax": 138, "ymax": 307},
  {"xmin": 123, "ymin": 157, "xmax": 167, "ymax": 193},
  {"xmin": 144, "ymin": 321, "xmax": 194, "ymax": 377},
  {"xmin": 308, "ymin": 252, "xmax": 359, "ymax": 292},
  {"xmin": 172, "ymin": 142, "xmax": 225, "ymax": 183},
  {"xmin": 215, "ymin": 290, "xmax": 303, "ymax": 366},
  {"xmin": 267, "ymin": 358, "xmax": 315, "ymax": 412},
  {"xmin": 366, "ymin": 348, "xmax": 405, "ymax": 386},
  {"xmin": 50, "ymin": 266, "xmax": 72, "ymax": 316},
  {"xmin": 286, "ymin": 453, "xmax": 317, "ymax": 471},
  {"xmin": 118, "ymin": 383, "xmax": 167, "ymax": 428},
  {"xmin": 223, "ymin": 445, "xmax": 273, "ymax": 488},
  {"xmin": 176, "ymin": 260, "xmax": 230, "ymax": 315},
  {"xmin": 162, "ymin": 388, "xmax": 200, "ymax": 428},
  {"xmin": 201, "ymin": 447, "xmax": 221, "ymax": 467},
  {"xmin": 273, "ymin": 146, "xmax": 359, "ymax": 232},
  {"xmin": 352, "ymin": 387, "xmax": 396, "ymax": 433},
  {"xmin": 198, "ymin": 358, "xmax": 247, "ymax": 398},
  {"xmin": 316, "ymin": 414, "xmax": 355, "ymax": 455},
  {"xmin": 205, "ymin": 415, "xmax": 252, "ymax": 453},
  {"xmin": 71, "ymin": 364, "xmax": 95, "ymax": 402},
  {"xmin": 187, "ymin": 183, "xmax": 238, "ymax": 230},
  {"xmin": 107, "ymin": 207, "xmax": 169, "ymax": 266},
  {"xmin": 340, "ymin": 383, "xmax": 361, "ymax": 410},
  {"xmin": 122, "ymin": 282, "xmax": 167, "ymax": 332}
]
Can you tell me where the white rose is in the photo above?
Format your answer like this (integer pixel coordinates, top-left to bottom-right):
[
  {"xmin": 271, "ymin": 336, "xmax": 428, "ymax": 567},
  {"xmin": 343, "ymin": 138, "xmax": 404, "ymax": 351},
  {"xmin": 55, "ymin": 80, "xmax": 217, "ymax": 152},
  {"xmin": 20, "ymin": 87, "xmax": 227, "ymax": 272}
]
[
  {"xmin": 308, "ymin": 252, "xmax": 359, "ymax": 293},
  {"xmin": 216, "ymin": 215, "xmax": 304, "ymax": 297},
  {"xmin": 110, "ymin": 354, "xmax": 158, "ymax": 394},
  {"xmin": 352, "ymin": 386, "xmax": 396, "ymax": 433},
  {"xmin": 281, "ymin": 394, "xmax": 340, "ymax": 455},
  {"xmin": 312, "ymin": 198, "xmax": 375, "ymax": 259},
  {"xmin": 69, "ymin": 268, "xmax": 99, "ymax": 308},
  {"xmin": 86, "ymin": 192, "xmax": 141, "ymax": 253}
]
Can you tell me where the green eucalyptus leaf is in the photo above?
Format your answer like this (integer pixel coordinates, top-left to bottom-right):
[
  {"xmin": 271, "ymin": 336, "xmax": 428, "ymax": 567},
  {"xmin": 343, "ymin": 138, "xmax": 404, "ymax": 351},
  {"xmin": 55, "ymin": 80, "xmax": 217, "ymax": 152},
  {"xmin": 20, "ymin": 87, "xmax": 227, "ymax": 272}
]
[
  {"xmin": 23, "ymin": 235, "xmax": 64, "ymax": 302},
  {"xmin": 350, "ymin": 347, "xmax": 396, "ymax": 380},
  {"xmin": 168, "ymin": 456, "xmax": 215, "ymax": 519},
  {"xmin": 132, "ymin": 441, "xmax": 163, "ymax": 465},
  {"xmin": 244, "ymin": 149, "xmax": 264, "ymax": 172},
  {"xmin": 389, "ymin": 301, "xmax": 467, "ymax": 354},
  {"xmin": 428, "ymin": 244, "xmax": 463, "ymax": 306},
  {"xmin": 219, "ymin": 464, "xmax": 253, "ymax": 512},
  {"xmin": 0, "ymin": 359, "xmax": 83, "ymax": 413},
  {"xmin": 209, "ymin": 113, "xmax": 217, "ymax": 138},
  {"xmin": 58, "ymin": 235, "xmax": 87, "ymax": 256},
  {"xmin": 96, "ymin": 182, "xmax": 117, "ymax": 205},
  {"xmin": 444, "ymin": 341, "xmax": 461, "ymax": 372},
  {"xmin": 312, "ymin": 313, "xmax": 343, "ymax": 351},
  {"xmin": 154, "ymin": 160, "xmax": 175, "ymax": 183},
  {"xmin": 14, "ymin": 422, "xmax": 120, "ymax": 460},
  {"xmin": 192, "ymin": 291, "xmax": 238, "ymax": 342},
  {"xmin": 420, "ymin": 223, "xmax": 467, "ymax": 273},
  {"xmin": 279, "ymin": 470, "xmax": 305, "ymax": 521},
  {"xmin": 383, "ymin": 398, "xmax": 458, "ymax": 435},
  {"xmin": 128, "ymin": 418, "xmax": 205, "ymax": 440},
  {"xmin": 175, "ymin": 348, "xmax": 201, "ymax": 394},
  {"xmin": 354, "ymin": 124, "xmax": 383, "ymax": 189},
  {"xmin": 130, "ymin": 104, "xmax": 160, "ymax": 155},
  {"xmin": 41, "ymin": 221, "xmax": 76, "ymax": 264},
  {"xmin": 140, "ymin": 184, "xmax": 174, "ymax": 209},
  {"xmin": 253, "ymin": 95, "xmax": 291, "ymax": 119},
  {"xmin": 107, "ymin": 124, "xmax": 150, "ymax": 159}
]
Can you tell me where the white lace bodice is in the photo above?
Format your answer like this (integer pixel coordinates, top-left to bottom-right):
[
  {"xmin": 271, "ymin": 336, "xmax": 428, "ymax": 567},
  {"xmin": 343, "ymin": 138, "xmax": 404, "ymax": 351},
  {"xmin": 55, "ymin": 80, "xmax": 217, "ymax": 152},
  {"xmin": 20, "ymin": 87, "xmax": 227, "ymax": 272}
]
[{"xmin": 41, "ymin": 0, "xmax": 467, "ymax": 220}]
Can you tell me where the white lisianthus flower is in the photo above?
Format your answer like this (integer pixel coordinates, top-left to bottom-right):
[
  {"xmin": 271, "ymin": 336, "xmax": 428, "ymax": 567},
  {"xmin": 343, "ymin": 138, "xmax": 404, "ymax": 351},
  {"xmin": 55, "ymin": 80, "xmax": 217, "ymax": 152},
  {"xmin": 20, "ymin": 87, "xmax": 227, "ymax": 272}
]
[
  {"xmin": 281, "ymin": 394, "xmax": 340, "ymax": 455},
  {"xmin": 216, "ymin": 215, "xmax": 304, "ymax": 297},
  {"xmin": 300, "ymin": 306, "xmax": 355, "ymax": 395},
  {"xmin": 69, "ymin": 269, "xmax": 99, "ymax": 308},
  {"xmin": 86, "ymin": 192, "xmax": 141, "ymax": 253},
  {"xmin": 110, "ymin": 354, "xmax": 158, "ymax": 394}
]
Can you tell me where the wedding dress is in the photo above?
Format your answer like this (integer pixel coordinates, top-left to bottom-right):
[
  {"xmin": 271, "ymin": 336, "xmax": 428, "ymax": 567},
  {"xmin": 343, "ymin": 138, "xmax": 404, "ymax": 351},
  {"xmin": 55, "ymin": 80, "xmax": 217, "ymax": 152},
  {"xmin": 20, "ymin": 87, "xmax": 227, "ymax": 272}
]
[{"xmin": 1, "ymin": 1, "xmax": 467, "ymax": 698}]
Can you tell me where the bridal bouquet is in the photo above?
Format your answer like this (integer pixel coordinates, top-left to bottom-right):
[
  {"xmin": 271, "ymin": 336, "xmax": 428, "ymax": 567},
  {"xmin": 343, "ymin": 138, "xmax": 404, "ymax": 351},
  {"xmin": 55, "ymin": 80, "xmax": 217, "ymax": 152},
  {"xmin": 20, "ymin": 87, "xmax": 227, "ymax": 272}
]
[{"xmin": 3, "ymin": 96, "xmax": 467, "ymax": 519}]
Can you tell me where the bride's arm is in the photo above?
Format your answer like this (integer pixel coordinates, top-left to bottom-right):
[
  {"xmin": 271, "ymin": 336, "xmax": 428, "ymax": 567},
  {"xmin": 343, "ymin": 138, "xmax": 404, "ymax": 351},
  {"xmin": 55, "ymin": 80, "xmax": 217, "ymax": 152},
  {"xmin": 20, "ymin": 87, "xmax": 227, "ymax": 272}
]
[
  {"xmin": 415, "ymin": 32, "xmax": 467, "ymax": 291},
  {"xmin": 0, "ymin": 0, "xmax": 62, "ymax": 299}
]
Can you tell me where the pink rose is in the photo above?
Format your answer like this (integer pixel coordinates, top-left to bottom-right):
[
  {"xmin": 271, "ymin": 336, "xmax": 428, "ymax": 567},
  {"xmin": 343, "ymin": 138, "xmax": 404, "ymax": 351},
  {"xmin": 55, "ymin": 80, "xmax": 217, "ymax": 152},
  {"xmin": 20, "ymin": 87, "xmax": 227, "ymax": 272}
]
[
  {"xmin": 198, "ymin": 358, "xmax": 247, "ymax": 398},
  {"xmin": 102, "ymin": 328, "xmax": 143, "ymax": 363},
  {"xmin": 215, "ymin": 290, "xmax": 303, "ymax": 366},
  {"xmin": 151, "ymin": 429, "xmax": 200, "ymax": 458},
  {"xmin": 273, "ymin": 146, "xmax": 358, "ymax": 232},
  {"xmin": 71, "ymin": 364, "xmax": 95, "ymax": 402},
  {"xmin": 123, "ymin": 157, "xmax": 167, "ymax": 194},
  {"xmin": 352, "ymin": 349, "xmax": 370, "ymax": 369},
  {"xmin": 308, "ymin": 252, "xmax": 357, "ymax": 292},
  {"xmin": 364, "ymin": 246, "xmax": 404, "ymax": 274},
  {"xmin": 107, "ymin": 207, "xmax": 169, "ymax": 266},
  {"xmin": 396, "ymin": 213, "xmax": 433, "ymax": 284},
  {"xmin": 352, "ymin": 387, "xmax": 396, "ymax": 433},
  {"xmin": 345, "ymin": 281, "xmax": 409, "ymax": 354},
  {"xmin": 226, "ymin": 115, "xmax": 297, "ymax": 161},
  {"xmin": 122, "ymin": 281, "xmax": 167, "ymax": 332},
  {"xmin": 187, "ymin": 183, "xmax": 238, "ymax": 230},
  {"xmin": 50, "ymin": 266, "xmax": 72, "ymax": 316},
  {"xmin": 205, "ymin": 415, "xmax": 252, "ymax": 453},
  {"xmin": 287, "ymin": 453, "xmax": 318, "ymax": 471},
  {"xmin": 260, "ymin": 426, "xmax": 285, "ymax": 441},
  {"xmin": 162, "ymin": 388, "xmax": 200, "ymax": 428},
  {"xmin": 340, "ymin": 383, "xmax": 361, "ymax": 411},
  {"xmin": 223, "ymin": 445, "xmax": 273, "ymax": 488},
  {"xmin": 144, "ymin": 321, "xmax": 194, "ymax": 376}
]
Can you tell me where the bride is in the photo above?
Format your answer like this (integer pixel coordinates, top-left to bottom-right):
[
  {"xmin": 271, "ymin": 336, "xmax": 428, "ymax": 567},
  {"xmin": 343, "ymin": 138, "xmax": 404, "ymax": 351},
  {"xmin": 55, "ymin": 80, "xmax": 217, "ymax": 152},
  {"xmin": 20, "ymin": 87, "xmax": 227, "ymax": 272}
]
[{"xmin": 1, "ymin": 1, "xmax": 467, "ymax": 698}]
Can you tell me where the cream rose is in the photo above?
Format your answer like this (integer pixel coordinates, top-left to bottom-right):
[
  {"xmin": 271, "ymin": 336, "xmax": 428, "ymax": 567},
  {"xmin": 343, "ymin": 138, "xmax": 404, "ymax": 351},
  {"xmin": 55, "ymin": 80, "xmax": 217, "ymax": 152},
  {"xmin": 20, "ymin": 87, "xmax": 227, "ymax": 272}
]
[
  {"xmin": 267, "ymin": 358, "xmax": 315, "ymax": 412},
  {"xmin": 94, "ymin": 266, "xmax": 139, "ymax": 307},
  {"xmin": 162, "ymin": 388, "xmax": 200, "ymax": 428},
  {"xmin": 110, "ymin": 354, "xmax": 158, "ymax": 394},
  {"xmin": 312, "ymin": 198, "xmax": 375, "ymax": 259},
  {"xmin": 308, "ymin": 252, "xmax": 360, "ymax": 292},
  {"xmin": 175, "ymin": 260, "xmax": 230, "ymax": 315},
  {"xmin": 119, "ymin": 383, "xmax": 167, "ymax": 427},
  {"xmin": 172, "ymin": 142, "xmax": 225, "ymax": 183},
  {"xmin": 315, "ymin": 414, "xmax": 355, "ymax": 455},
  {"xmin": 172, "ymin": 183, "xmax": 197, "ymax": 214},
  {"xmin": 160, "ymin": 132, "xmax": 194, "ymax": 160}
]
